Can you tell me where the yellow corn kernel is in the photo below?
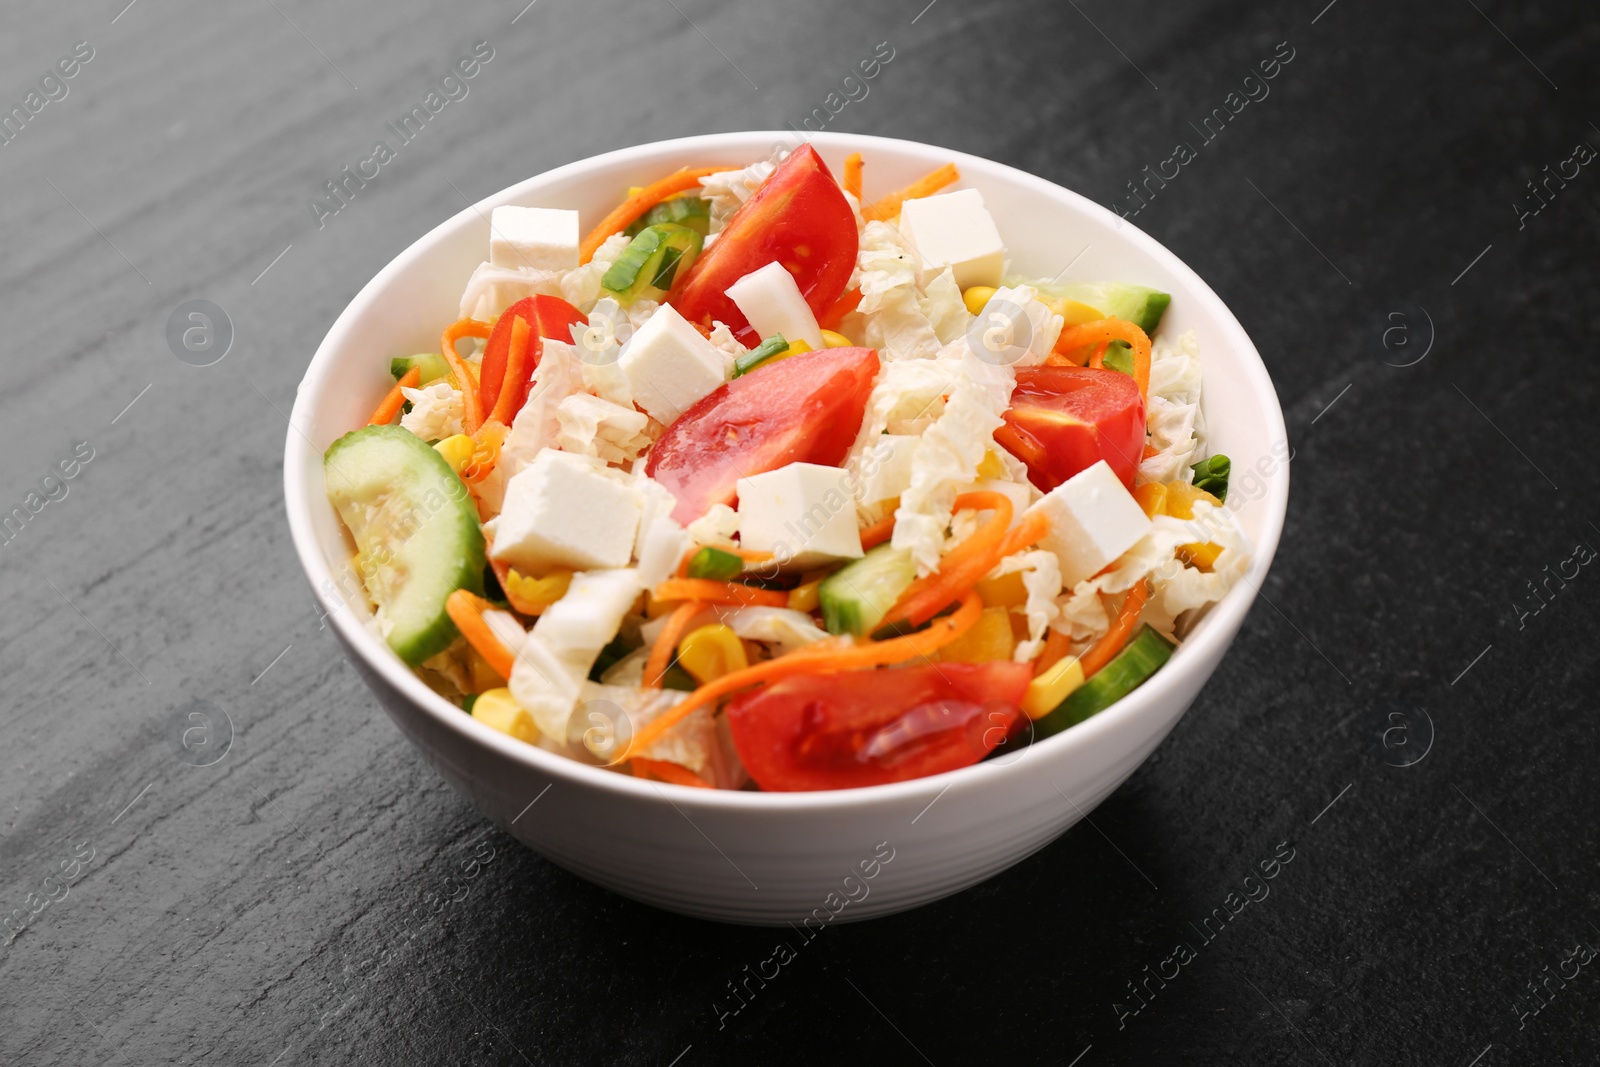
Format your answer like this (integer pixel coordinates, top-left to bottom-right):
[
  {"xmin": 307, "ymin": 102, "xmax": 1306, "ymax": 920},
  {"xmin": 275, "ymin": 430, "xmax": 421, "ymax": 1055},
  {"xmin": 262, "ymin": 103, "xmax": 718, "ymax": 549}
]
[
  {"xmin": 677, "ymin": 624, "xmax": 749, "ymax": 685},
  {"xmin": 788, "ymin": 577, "xmax": 824, "ymax": 613},
  {"xmin": 472, "ymin": 688, "xmax": 539, "ymax": 743},
  {"xmin": 962, "ymin": 285, "xmax": 998, "ymax": 316},
  {"xmin": 1162, "ymin": 480, "xmax": 1221, "ymax": 520},
  {"xmin": 504, "ymin": 568, "xmax": 572, "ymax": 614},
  {"xmin": 819, "ymin": 329, "xmax": 854, "ymax": 348},
  {"xmin": 1132, "ymin": 482, "xmax": 1169, "ymax": 519},
  {"xmin": 1022, "ymin": 655, "xmax": 1085, "ymax": 719},
  {"xmin": 434, "ymin": 434, "xmax": 475, "ymax": 475},
  {"xmin": 974, "ymin": 570, "xmax": 1028, "ymax": 609},
  {"xmin": 937, "ymin": 606, "xmax": 1015, "ymax": 663},
  {"xmin": 776, "ymin": 339, "xmax": 813, "ymax": 361},
  {"xmin": 976, "ymin": 448, "xmax": 1008, "ymax": 480},
  {"xmin": 1040, "ymin": 296, "xmax": 1108, "ymax": 327}
]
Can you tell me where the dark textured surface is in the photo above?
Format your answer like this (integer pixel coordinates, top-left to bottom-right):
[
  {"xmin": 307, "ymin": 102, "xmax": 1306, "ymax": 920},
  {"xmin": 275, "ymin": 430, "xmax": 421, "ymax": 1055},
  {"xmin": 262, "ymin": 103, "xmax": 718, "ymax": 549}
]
[{"xmin": 2, "ymin": 0, "xmax": 1597, "ymax": 1063}]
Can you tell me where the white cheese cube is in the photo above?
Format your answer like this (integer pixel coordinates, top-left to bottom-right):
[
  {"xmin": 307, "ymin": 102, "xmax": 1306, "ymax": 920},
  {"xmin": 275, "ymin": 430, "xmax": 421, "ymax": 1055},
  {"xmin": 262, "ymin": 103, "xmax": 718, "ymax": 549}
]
[
  {"xmin": 617, "ymin": 303, "xmax": 727, "ymax": 425},
  {"xmin": 897, "ymin": 189, "xmax": 1006, "ymax": 290},
  {"xmin": 490, "ymin": 451, "xmax": 641, "ymax": 573},
  {"xmin": 724, "ymin": 261, "xmax": 824, "ymax": 350},
  {"xmin": 1024, "ymin": 461, "xmax": 1151, "ymax": 588},
  {"xmin": 489, "ymin": 206, "xmax": 580, "ymax": 272},
  {"xmin": 737, "ymin": 462, "xmax": 864, "ymax": 569},
  {"xmin": 855, "ymin": 434, "xmax": 920, "ymax": 507}
]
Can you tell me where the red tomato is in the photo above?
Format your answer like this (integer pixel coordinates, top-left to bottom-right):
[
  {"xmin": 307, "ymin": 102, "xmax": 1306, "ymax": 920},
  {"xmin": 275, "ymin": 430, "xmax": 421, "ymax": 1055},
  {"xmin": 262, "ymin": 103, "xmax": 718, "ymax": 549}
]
[
  {"xmin": 669, "ymin": 144, "xmax": 857, "ymax": 345},
  {"xmin": 727, "ymin": 661, "xmax": 1032, "ymax": 792},
  {"xmin": 645, "ymin": 346, "xmax": 879, "ymax": 525},
  {"xmin": 995, "ymin": 367, "xmax": 1146, "ymax": 491},
  {"xmin": 477, "ymin": 295, "xmax": 588, "ymax": 418}
]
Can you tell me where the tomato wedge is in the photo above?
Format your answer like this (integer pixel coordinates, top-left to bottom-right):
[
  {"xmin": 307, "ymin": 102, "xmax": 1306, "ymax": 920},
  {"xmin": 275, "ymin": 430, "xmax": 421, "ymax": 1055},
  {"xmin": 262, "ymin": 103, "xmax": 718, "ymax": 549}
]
[
  {"xmin": 669, "ymin": 144, "xmax": 857, "ymax": 345},
  {"xmin": 995, "ymin": 366, "xmax": 1147, "ymax": 492},
  {"xmin": 645, "ymin": 346, "xmax": 879, "ymax": 525},
  {"xmin": 477, "ymin": 295, "xmax": 588, "ymax": 420},
  {"xmin": 726, "ymin": 661, "xmax": 1032, "ymax": 791}
]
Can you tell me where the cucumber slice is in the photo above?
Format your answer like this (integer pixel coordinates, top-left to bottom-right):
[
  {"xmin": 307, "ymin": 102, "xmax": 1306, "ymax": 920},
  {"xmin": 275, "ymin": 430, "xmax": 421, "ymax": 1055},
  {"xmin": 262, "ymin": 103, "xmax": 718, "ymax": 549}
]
[
  {"xmin": 732, "ymin": 334, "xmax": 788, "ymax": 378},
  {"xmin": 624, "ymin": 196, "xmax": 712, "ymax": 238},
  {"xmin": 819, "ymin": 544, "xmax": 916, "ymax": 636},
  {"xmin": 1053, "ymin": 283, "xmax": 1171, "ymax": 335},
  {"xmin": 687, "ymin": 546, "xmax": 743, "ymax": 581},
  {"xmin": 602, "ymin": 223, "xmax": 703, "ymax": 305},
  {"xmin": 324, "ymin": 425, "xmax": 485, "ymax": 666},
  {"xmin": 390, "ymin": 352, "xmax": 452, "ymax": 385},
  {"xmin": 1036, "ymin": 626, "xmax": 1174, "ymax": 739}
]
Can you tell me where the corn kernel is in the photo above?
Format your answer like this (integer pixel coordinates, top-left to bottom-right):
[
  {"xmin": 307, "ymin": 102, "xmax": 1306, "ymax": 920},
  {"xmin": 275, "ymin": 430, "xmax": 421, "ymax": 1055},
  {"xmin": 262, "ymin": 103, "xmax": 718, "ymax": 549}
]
[
  {"xmin": 1022, "ymin": 656, "xmax": 1085, "ymax": 719},
  {"xmin": 677, "ymin": 624, "xmax": 749, "ymax": 685},
  {"xmin": 1047, "ymin": 297, "xmax": 1108, "ymax": 326},
  {"xmin": 434, "ymin": 434, "xmax": 475, "ymax": 475},
  {"xmin": 788, "ymin": 577, "xmax": 823, "ymax": 613},
  {"xmin": 937, "ymin": 606, "xmax": 1015, "ymax": 663},
  {"xmin": 962, "ymin": 285, "xmax": 998, "ymax": 316},
  {"xmin": 472, "ymin": 688, "xmax": 539, "ymax": 743},
  {"xmin": 820, "ymin": 330, "xmax": 854, "ymax": 348},
  {"xmin": 505, "ymin": 568, "xmax": 572, "ymax": 614},
  {"xmin": 975, "ymin": 570, "xmax": 1028, "ymax": 609},
  {"xmin": 1131, "ymin": 482, "xmax": 1168, "ymax": 519},
  {"xmin": 775, "ymin": 339, "xmax": 813, "ymax": 361}
]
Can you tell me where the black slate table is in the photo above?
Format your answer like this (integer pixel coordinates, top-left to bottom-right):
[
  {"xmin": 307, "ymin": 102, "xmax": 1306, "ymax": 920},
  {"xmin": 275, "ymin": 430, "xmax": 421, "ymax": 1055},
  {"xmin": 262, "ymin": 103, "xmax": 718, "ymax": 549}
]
[{"xmin": 3, "ymin": 0, "xmax": 1596, "ymax": 1063}]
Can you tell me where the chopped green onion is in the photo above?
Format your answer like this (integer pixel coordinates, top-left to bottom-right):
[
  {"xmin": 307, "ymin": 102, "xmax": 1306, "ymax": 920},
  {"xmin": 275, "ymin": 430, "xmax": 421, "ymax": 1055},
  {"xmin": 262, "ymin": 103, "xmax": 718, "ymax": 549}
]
[
  {"xmin": 687, "ymin": 546, "xmax": 744, "ymax": 581},
  {"xmin": 733, "ymin": 334, "xmax": 788, "ymax": 378},
  {"xmin": 1191, "ymin": 455, "xmax": 1230, "ymax": 501}
]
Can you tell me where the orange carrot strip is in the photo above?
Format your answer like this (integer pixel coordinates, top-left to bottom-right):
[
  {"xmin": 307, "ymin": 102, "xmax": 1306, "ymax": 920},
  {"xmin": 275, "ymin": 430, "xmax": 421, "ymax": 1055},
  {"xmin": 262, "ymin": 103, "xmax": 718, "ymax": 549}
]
[
  {"xmin": 652, "ymin": 578, "xmax": 788, "ymax": 608},
  {"xmin": 842, "ymin": 152, "xmax": 864, "ymax": 200},
  {"xmin": 1034, "ymin": 628, "xmax": 1075, "ymax": 676},
  {"xmin": 1078, "ymin": 580, "xmax": 1151, "ymax": 678},
  {"xmin": 883, "ymin": 491, "xmax": 1015, "ymax": 629},
  {"xmin": 859, "ymin": 511, "xmax": 897, "ymax": 550},
  {"xmin": 645, "ymin": 599, "xmax": 706, "ymax": 687},
  {"xmin": 862, "ymin": 163, "xmax": 959, "ymax": 223},
  {"xmin": 1053, "ymin": 318, "xmax": 1151, "ymax": 400},
  {"xmin": 997, "ymin": 507, "xmax": 1052, "ymax": 558},
  {"xmin": 440, "ymin": 318, "xmax": 493, "ymax": 435},
  {"xmin": 579, "ymin": 165, "xmax": 732, "ymax": 263},
  {"xmin": 623, "ymin": 591, "xmax": 984, "ymax": 760},
  {"xmin": 486, "ymin": 316, "xmax": 533, "ymax": 426},
  {"xmin": 631, "ymin": 758, "xmax": 713, "ymax": 788},
  {"xmin": 445, "ymin": 589, "xmax": 515, "ymax": 680},
  {"xmin": 367, "ymin": 366, "xmax": 420, "ymax": 426},
  {"xmin": 818, "ymin": 286, "xmax": 862, "ymax": 330}
]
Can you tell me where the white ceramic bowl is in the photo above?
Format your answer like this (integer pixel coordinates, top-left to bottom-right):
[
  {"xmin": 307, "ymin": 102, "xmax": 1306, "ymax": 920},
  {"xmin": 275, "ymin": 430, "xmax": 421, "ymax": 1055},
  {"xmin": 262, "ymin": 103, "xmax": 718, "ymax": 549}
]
[{"xmin": 285, "ymin": 131, "xmax": 1288, "ymax": 925}]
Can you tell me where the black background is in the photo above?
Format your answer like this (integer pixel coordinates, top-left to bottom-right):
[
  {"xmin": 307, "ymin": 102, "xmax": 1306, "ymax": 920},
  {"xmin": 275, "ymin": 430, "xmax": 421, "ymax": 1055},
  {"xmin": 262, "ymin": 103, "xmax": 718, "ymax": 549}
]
[{"xmin": 1, "ymin": 0, "xmax": 1596, "ymax": 1063}]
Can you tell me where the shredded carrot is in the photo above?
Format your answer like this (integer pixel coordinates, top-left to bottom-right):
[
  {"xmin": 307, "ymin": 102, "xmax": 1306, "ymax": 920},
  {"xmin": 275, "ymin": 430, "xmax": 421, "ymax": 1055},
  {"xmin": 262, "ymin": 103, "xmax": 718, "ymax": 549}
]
[
  {"xmin": 645, "ymin": 599, "xmax": 706, "ymax": 687},
  {"xmin": 486, "ymin": 316, "xmax": 533, "ymax": 426},
  {"xmin": 631, "ymin": 758, "xmax": 712, "ymax": 788},
  {"xmin": 460, "ymin": 420, "xmax": 507, "ymax": 484},
  {"xmin": 819, "ymin": 286, "xmax": 862, "ymax": 330},
  {"xmin": 859, "ymin": 511, "xmax": 897, "ymax": 550},
  {"xmin": 367, "ymin": 366, "xmax": 420, "ymax": 426},
  {"xmin": 623, "ymin": 591, "xmax": 985, "ymax": 760},
  {"xmin": 1034, "ymin": 628, "xmax": 1075, "ymax": 676},
  {"xmin": 579, "ymin": 165, "xmax": 732, "ymax": 263},
  {"xmin": 652, "ymin": 578, "xmax": 788, "ymax": 608},
  {"xmin": 883, "ymin": 491, "xmax": 1015, "ymax": 629},
  {"xmin": 440, "ymin": 318, "xmax": 493, "ymax": 435},
  {"xmin": 1051, "ymin": 318, "xmax": 1151, "ymax": 400},
  {"xmin": 862, "ymin": 163, "xmax": 959, "ymax": 223},
  {"xmin": 997, "ymin": 507, "xmax": 1052, "ymax": 558},
  {"xmin": 1079, "ymin": 580, "xmax": 1151, "ymax": 678},
  {"xmin": 446, "ymin": 589, "xmax": 515, "ymax": 680},
  {"xmin": 842, "ymin": 152, "xmax": 864, "ymax": 200}
]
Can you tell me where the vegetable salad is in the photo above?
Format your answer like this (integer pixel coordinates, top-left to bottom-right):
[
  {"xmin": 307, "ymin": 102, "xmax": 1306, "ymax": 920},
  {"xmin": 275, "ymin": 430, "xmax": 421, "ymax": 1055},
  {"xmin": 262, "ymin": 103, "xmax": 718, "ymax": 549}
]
[{"xmin": 323, "ymin": 145, "xmax": 1252, "ymax": 792}]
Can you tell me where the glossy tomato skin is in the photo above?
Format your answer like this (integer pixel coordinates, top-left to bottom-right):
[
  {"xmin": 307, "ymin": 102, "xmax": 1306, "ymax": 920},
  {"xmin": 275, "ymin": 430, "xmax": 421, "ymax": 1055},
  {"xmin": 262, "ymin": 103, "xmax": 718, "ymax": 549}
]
[
  {"xmin": 478, "ymin": 295, "xmax": 587, "ymax": 418},
  {"xmin": 996, "ymin": 366, "xmax": 1146, "ymax": 491},
  {"xmin": 727, "ymin": 661, "xmax": 1032, "ymax": 792},
  {"xmin": 645, "ymin": 346, "xmax": 879, "ymax": 525},
  {"xmin": 669, "ymin": 145, "xmax": 857, "ymax": 345}
]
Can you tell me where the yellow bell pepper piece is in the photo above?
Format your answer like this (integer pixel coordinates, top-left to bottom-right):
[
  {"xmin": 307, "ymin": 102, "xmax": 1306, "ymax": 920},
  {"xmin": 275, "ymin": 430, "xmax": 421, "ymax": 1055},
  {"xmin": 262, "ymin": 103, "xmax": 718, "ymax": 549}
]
[
  {"xmin": 1131, "ymin": 482, "xmax": 1168, "ymax": 519},
  {"xmin": 434, "ymin": 434, "xmax": 476, "ymax": 475},
  {"xmin": 962, "ymin": 286, "xmax": 998, "ymax": 316},
  {"xmin": 1022, "ymin": 655, "xmax": 1085, "ymax": 719},
  {"xmin": 471, "ymin": 688, "xmax": 539, "ymax": 743},
  {"xmin": 1162, "ymin": 481, "xmax": 1224, "ymax": 571},
  {"xmin": 504, "ymin": 568, "xmax": 572, "ymax": 615},
  {"xmin": 937, "ymin": 606, "xmax": 1015, "ymax": 663},
  {"xmin": 788, "ymin": 577, "xmax": 824, "ymax": 613},
  {"xmin": 819, "ymin": 329, "xmax": 854, "ymax": 348},
  {"xmin": 974, "ymin": 570, "xmax": 1028, "ymax": 609},
  {"xmin": 677, "ymin": 623, "xmax": 749, "ymax": 685}
]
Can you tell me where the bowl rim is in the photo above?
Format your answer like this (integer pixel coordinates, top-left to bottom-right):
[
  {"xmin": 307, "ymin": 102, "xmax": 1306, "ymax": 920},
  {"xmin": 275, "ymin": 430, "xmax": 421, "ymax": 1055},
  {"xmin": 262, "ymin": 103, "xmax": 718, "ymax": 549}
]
[{"xmin": 284, "ymin": 129, "xmax": 1289, "ymax": 812}]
